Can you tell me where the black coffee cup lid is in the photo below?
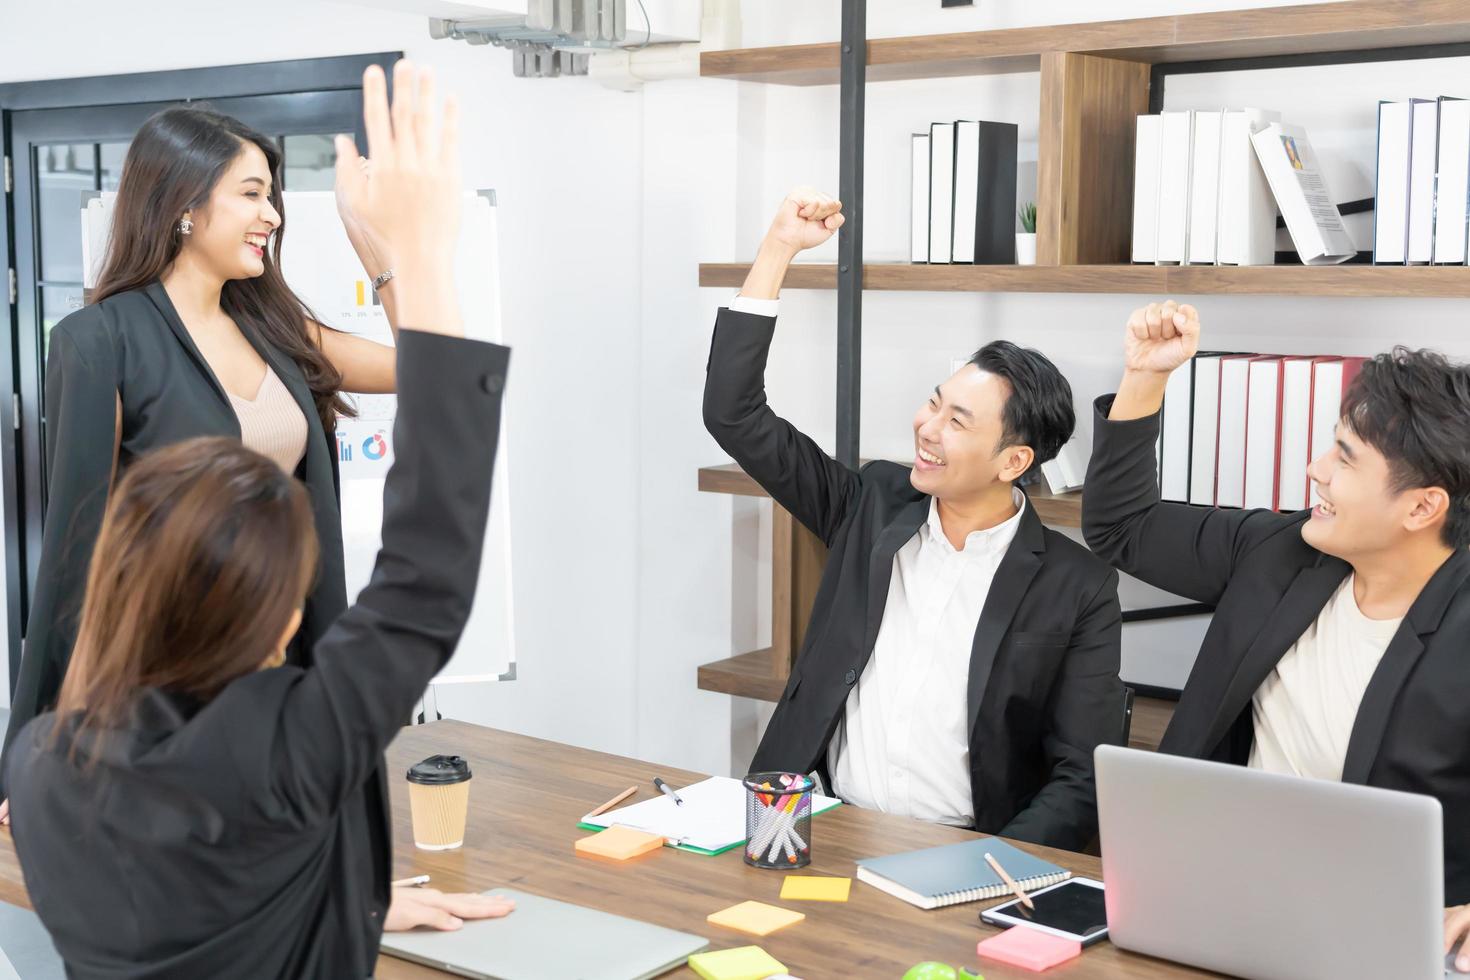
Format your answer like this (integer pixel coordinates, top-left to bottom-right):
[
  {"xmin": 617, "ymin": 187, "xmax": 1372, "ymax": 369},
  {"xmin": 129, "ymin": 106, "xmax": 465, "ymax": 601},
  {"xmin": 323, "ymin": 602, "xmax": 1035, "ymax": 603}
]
[{"xmin": 406, "ymin": 754, "xmax": 472, "ymax": 785}]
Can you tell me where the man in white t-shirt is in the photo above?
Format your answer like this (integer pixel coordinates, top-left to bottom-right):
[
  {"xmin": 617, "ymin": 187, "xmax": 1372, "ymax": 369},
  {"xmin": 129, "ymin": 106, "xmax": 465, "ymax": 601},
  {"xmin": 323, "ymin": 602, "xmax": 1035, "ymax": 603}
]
[{"xmin": 1082, "ymin": 300, "xmax": 1470, "ymax": 965}]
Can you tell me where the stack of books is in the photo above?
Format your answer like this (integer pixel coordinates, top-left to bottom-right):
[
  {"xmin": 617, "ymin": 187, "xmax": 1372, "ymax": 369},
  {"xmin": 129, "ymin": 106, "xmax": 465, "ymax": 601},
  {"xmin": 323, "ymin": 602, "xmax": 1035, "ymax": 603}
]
[
  {"xmin": 910, "ymin": 120, "xmax": 1018, "ymax": 265},
  {"xmin": 1373, "ymin": 97, "xmax": 1470, "ymax": 265},
  {"xmin": 1132, "ymin": 109, "xmax": 1355, "ymax": 267},
  {"xmin": 1159, "ymin": 354, "xmax": 1366, "ymax": 512}
]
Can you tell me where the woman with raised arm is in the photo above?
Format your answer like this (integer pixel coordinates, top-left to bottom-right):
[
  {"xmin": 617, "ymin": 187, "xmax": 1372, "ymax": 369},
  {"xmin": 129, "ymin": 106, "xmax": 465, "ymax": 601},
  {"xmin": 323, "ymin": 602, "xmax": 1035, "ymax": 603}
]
[
  {"xmin": 0, "ymin": 67, "xmax": 406, "ymax": 803},
  {"xmin": 5, "ymin": 62, "xmax": 512, "ymax": 977}
]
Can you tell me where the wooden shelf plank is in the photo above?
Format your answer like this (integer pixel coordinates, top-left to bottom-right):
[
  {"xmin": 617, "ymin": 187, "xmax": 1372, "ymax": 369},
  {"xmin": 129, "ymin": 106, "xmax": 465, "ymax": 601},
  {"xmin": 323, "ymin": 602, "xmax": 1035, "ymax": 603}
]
[
  {"xmin": 699, "ymin": 464, "xmax": 1082, "ymax": 529},
  {"xmin": 697, "ymin": 648, "xmax": 789, "ymax": 701},
  {"xmin": 696, "ymin": 654, "xmax": 1177, "ymax": 753},
  {"xmin": 699, "ymin": 262, "xmax": 1470, "ymax": 297},
  {"xmin": 700, "ymin": 1, "xmax": 1470, "ymax": 86}
]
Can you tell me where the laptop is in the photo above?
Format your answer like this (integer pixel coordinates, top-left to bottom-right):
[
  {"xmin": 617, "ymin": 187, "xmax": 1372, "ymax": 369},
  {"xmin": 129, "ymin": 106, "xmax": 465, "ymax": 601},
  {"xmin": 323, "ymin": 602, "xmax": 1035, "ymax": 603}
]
[
  {"xmin": 379, "ymin": 887, "xmax": 707, "ymax": 980},
  {"xmin": 1095, "ymin": 745, "xmax": 1449, "ymax": 979}
]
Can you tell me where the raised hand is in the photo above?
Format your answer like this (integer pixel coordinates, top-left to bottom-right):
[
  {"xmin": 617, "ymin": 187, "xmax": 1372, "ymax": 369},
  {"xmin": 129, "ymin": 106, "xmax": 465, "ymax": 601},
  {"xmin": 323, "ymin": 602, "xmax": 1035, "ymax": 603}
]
[
  {"xmin": 764, "ymin": 186, "xmax": 845, "ymax": 255},
  {"xmin": 1123, "ymin": 300, "xmax": 1200, "ymax": 376},
  {"xmin": 334, "ymin": 60, "xmax": 463, "ymax": 336}
]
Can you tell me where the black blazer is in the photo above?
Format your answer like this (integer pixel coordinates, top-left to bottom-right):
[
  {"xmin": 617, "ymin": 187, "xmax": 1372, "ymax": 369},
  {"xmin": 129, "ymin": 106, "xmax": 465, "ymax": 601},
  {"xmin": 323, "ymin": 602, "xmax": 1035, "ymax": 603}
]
[
  {"xmin": 2, "ymin": 281, "xmax": 349, "ymax": 791},
  {"xmin": 1083, "ymin": 396, "xmax": 1470, "ymax": 904},
  {"xmin": 704, "ymin": 309, "xmax": 1124, "ymax": 850},
  {"xmin": 5, "ymin": 329, "xmax": 508, "ymax": 978}
]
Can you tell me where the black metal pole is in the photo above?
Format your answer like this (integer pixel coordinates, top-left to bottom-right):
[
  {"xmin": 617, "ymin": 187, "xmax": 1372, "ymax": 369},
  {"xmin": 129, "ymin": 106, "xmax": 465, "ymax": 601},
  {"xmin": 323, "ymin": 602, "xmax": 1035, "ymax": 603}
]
[{"xmin": 836, "ymin": 0, "xmax": 865, "ymax": 470}]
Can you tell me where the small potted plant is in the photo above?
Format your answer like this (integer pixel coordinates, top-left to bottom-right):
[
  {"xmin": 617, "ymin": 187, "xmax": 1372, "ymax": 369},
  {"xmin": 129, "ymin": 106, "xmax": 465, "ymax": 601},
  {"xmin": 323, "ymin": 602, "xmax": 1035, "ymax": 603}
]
[{"xmin": 1016, "ymin": 202, "xmax": 1037, "ymax": 265}]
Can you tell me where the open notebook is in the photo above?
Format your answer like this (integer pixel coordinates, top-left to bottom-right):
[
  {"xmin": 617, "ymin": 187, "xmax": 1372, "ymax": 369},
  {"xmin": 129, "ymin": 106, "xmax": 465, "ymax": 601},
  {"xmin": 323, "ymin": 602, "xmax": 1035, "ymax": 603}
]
[
  {"xmin": 579, "ymin": 777, "xmax": 842, "ymax": 856},
  {"xmin": 857, "ymin": 837, "xmax": 1070, "ymax": 909}
]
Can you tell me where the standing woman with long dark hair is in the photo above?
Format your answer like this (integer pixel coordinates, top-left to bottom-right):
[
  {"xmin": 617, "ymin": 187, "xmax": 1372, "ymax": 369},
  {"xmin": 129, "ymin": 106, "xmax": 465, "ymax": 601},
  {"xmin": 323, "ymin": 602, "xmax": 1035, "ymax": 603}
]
[
  {"xmin": 6, "ymin": 63, "xmax": 516, "ymax": 974},
  {"xmin": 0, "ymin": 86, "xmax": 404, "ymax": 798}
]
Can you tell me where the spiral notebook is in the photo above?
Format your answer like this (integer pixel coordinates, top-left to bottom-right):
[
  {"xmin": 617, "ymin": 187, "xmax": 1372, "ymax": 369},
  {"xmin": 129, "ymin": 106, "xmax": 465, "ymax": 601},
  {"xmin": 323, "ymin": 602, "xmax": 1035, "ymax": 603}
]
[{"xmin": 855, "ymin": 837, "xmax": 1070, "ymax": 910}]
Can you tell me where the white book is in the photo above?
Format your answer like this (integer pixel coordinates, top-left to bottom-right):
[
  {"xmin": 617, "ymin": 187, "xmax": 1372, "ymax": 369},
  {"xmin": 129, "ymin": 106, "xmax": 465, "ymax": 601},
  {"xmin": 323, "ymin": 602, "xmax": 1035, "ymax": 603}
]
[
  {"xmin": 1160, "ymin": 360, "xmax": 1194, "ymax": 502},
  {"xmin": 1187, "ymin": 109, "xmax": 1224, "ymax": 264},
  {"xmin": 1408, "ymin": 98, "xmax": 1439, "ymax": 263},
  {"xmin": 929, "ymin": 122, "xmax": 956, "ymax": 264},
  {"xmin": 1308, "ymin": 357, "xmax": 1365, "ymax": 507},
  {"xmin": 1215, "ymin": 356, "xmax": 1253, "ymax": 508},
  {"xmin": 1244, "ymin": 357, "xmax": 1284, "ymax": 510},
  {"xmin": 1156, "ymin": 110, "xmax": 1194, "ymax": 265},
  {"xmin": 1276, "ymin": 357, "xmax": 1317, "ymax": 512},
  {"xmin": 1218, "ymin": 108, "xmax": 1282, "ymax": 266},
  {"xmin": 1041, "ymin": 441, "xmax": 1087, "ymax": 494},
  {"xmin": 1132, "ymin": 115, "xmax": 1163, "ymax": 263},
  {"xmin": 1189, "ymin": 355, "xmax": 1224, "ymax": 507},
  {"xmin": 1434, "ymin": 97, "xmax": 1470, "ymax": 265},
  {"xmin": 1374, "ymin": 101, "xmax": 1413, "ymax": 264},
  {"xmin": 952, "ymin": 121, "xmax": 980, "ymax": 263},
  {"xmin": 911, "ymin": 133, "xmax": 931, "ymax": 263},
  {"xmin": 1251, "ymin": 122, "xmax": 1356, "ymax": 265}
]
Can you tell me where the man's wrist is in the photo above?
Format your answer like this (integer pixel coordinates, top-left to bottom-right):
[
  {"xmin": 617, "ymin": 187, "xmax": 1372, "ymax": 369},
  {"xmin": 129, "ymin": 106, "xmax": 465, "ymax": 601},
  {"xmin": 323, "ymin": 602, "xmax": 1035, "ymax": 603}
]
[{"xmin": 756, "ymin": 236, "xmax": 800, "ymax": 266}]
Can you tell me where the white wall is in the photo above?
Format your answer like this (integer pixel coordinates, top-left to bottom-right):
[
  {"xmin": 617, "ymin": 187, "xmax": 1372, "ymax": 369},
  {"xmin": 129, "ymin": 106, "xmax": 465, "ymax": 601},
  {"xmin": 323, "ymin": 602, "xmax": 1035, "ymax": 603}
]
[
  {"xmin": 3, "ymin": 0, "xmax": 1468, "ymax": 779},
  {"xmin": 0, "ymin": 0, "xmax": 652, "ymax": 762}
]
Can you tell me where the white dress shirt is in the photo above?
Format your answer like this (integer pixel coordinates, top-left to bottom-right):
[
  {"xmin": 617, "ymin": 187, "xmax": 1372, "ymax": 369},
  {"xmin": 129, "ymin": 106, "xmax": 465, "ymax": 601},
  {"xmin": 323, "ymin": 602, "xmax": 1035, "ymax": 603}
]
[
  {"xmin": 729, "ymin": 293, "xmax": 781, "ymax": 318},
  {"xmin": 826, "ymin": 490, "xmax": 1027, "ymax": 827},
  {"xmin": 1249, "ymin": 574, "xmax": 1402, "ymax": 782},
  {"xmin": 727, "ymin": 291, "xmax": 1023, "ymax": 826}
]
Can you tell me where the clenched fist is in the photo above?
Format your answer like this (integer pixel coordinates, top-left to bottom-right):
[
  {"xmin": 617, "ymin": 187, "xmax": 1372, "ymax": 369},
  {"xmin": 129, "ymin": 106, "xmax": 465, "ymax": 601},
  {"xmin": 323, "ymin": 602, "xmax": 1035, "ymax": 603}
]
[
  {"xmin": 764, "ymin": 186, "xmax": 845, "ymax": 255},
  {"xmin": 1124, "ymin": 300, "xmax": 1201, "ymax": 376}
]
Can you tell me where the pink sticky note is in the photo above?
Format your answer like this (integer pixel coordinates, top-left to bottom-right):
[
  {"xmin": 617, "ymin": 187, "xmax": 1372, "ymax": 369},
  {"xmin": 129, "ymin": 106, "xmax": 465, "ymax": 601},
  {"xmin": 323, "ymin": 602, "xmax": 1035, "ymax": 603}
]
[{"xmin": 976, "ymin": 927, "xmax": 1082, "ymax": 972}]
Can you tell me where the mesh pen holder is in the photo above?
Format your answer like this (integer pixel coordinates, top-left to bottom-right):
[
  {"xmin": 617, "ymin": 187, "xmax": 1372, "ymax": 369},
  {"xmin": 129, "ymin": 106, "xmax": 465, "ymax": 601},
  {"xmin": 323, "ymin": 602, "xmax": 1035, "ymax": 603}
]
[{"xmin": 743, "ymin": 771, "xmax": 815, "ymax": 869}]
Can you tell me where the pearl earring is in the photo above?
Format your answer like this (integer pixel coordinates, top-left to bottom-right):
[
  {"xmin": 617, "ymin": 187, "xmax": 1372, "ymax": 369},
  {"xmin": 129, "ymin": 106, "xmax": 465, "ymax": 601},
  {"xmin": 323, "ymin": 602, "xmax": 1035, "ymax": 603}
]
[{"xmin": 178, "ymin": 216, "xmax": 193, "ymax": 236}]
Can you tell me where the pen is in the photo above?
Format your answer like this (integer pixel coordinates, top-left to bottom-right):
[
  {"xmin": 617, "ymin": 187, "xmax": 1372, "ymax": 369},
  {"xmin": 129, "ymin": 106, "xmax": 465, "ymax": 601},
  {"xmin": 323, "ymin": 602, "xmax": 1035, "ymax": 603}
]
[
  {"xmin": 984, "ymin": 852, "xmax": 1035, "ymax": 911},
  {"xmin": 392, "ymin": 874, "xmax": 431, "ymax": 888},
  {"xmin": 652, "ymin": 777, "xmax": 684, "ymax": 806}
]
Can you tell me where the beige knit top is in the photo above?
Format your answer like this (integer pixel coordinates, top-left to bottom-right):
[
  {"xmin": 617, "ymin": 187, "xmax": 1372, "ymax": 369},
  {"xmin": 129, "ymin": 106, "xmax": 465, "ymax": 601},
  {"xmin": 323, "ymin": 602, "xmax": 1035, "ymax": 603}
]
[{"xmin": 229, "ymin": 365, "xmax": 309, "ymax": 474}]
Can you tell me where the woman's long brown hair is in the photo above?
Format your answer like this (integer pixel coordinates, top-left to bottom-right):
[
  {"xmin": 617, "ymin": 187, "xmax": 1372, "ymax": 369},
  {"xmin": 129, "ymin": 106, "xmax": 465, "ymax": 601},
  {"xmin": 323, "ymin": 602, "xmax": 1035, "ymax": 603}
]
[
  {"xmin": 92, "ymin": 105, "xmax": 353, "ymax": 434},
  {"xmin": 55, "ymin": 437, "xmax": 318, "ymax": 737}
]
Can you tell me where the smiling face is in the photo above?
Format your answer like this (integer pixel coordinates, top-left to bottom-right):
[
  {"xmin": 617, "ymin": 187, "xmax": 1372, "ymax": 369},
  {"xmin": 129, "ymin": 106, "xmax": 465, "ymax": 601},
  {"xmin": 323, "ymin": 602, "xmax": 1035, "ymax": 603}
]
[
  {"xmin": 179, "ymin": 141, "xmax": 280, "ymax": 282},
  {"xmin": 909, "ymin": 364, "xmax": 1033, "ymax": 501},
  {"xmin": 1302, "ymin": 421, "xmax": 1431, "ymax": 560}
]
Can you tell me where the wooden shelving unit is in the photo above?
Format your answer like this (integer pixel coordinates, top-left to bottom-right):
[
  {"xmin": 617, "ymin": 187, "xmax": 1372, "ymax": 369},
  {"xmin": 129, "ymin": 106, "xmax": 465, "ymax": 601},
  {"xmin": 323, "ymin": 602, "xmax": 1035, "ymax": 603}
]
[
  {"xmin": 701, "ymin": 1, "xmax": 1470, "ymax": 86},
  {"xmin": 695, "ymin": 1, "xmax": 1468, "ymax": 742},
  {"xmin": 700, "ymin": 262, "xmax": 1470, "ymax": 297}
]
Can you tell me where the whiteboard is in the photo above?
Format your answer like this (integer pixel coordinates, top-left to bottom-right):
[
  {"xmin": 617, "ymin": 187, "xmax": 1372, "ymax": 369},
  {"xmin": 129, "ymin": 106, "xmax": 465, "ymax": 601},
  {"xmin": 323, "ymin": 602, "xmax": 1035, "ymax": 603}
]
[{"xmin": 82, "ymin": 191, "xmax": 516, "ymax": 684}]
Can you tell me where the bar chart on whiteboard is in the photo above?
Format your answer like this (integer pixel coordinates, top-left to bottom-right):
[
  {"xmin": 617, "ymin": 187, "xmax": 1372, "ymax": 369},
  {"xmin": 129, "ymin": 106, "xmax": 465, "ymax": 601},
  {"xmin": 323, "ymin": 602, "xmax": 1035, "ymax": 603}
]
[
  {"xmin": 277, "ymin": 190, "xmax": 517, "ymax": 685},
  {"xmin": 83, "ymin": 189, "xmax": 516, "ymax": 685}
]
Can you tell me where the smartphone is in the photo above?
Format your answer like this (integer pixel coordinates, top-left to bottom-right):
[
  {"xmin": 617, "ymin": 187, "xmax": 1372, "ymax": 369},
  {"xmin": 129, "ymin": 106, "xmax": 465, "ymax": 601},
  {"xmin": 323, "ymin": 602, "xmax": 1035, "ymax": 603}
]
[{"xmin": 979, "ymin": 877, "xmax": 1108, "ymax": 946}]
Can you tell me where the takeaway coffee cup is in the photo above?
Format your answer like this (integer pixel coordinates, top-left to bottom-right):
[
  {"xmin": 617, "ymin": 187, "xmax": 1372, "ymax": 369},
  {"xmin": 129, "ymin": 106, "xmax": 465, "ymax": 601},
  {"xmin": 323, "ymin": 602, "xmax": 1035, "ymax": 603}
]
[{"xmin": 406, "ymin": 754, "xmax": 472, "ymax": 850}]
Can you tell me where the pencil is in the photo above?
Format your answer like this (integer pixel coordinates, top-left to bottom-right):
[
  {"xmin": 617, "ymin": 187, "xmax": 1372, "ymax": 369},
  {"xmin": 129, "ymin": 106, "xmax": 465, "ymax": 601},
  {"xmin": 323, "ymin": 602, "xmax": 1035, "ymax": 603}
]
[
  {"xmin": 587, "ymin": 785, "xmax": 637, "ymax": 818},
  {"xmin": 392, "ymin": 874, "xmax": 431, "ymax": 888},
  {"xmin": 984, "ymin": 851, "xmax": 1035, "ymax": 911}
]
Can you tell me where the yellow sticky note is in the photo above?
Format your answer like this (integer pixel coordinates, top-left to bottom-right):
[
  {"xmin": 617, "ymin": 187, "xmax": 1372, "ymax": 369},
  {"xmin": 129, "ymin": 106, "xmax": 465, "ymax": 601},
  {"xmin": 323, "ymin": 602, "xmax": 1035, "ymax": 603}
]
[
  {"xmin": 688, "ymin": 945, "xmax": 788, "ymax": 980},
  {"xmin": 780, "ymin": 875, "xmax": 851, "ymax": 902},
  {"xmin": 706, "ymin": 900, "xmax": 805, "ymax": 937},
  {"xmin": 574, "ymin": 825, "xmax": 664, "ymax": 861}
]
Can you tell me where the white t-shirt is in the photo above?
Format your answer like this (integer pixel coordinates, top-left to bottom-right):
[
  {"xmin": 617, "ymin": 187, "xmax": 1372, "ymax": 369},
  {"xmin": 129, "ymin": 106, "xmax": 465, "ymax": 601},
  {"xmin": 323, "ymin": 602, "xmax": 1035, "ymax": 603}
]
[{"xmin": 1248, "ymin": 574, "xmax": 1403, "ymax": 782}]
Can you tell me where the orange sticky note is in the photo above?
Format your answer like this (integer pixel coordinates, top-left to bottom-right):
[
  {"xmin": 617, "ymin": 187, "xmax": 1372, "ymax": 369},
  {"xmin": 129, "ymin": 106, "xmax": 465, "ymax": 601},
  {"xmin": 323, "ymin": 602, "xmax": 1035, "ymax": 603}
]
[
  {"xmin": 780, "ymin": 875, "xmax": 851, "ymax": 902},
  {"xmin": 574, "ymin": 825, "xmax": 665, "ymax": 861},
  {"xmin": 706, "ymin": 900, "xmax": 805, "ymax": 937}
]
